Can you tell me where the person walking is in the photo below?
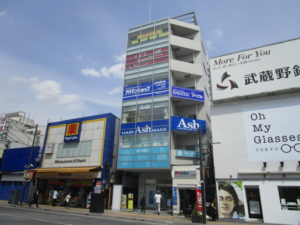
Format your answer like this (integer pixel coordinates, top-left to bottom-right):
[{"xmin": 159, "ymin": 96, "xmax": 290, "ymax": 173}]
[
  {"xmin": 140, "ymin": 194, "xmax": 146, "ymax": 214},
  {"xmin": 154, "ymin": 190, "xmax": 162, "ymax": 215},
  {"xmin": 29, "ymin": 190, "xmax": 39, "ymax": 208},
  {"xmin": 64, "ymin": 193, "xmax": 71, "ymax": 207},
  {"xmin": 52, "ymin": 189, "xmax": 59, "ymax": 206}
]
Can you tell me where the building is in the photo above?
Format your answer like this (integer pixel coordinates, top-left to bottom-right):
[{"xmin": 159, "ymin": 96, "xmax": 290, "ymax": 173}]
[
  {"xmin": 211, "ymin": 38, "xmax": 300, "ymax": 224},
  {"xmin": 32, "ymin": 113, "xmax": 119, "ymax": 208},
  {"xmin": 117, "ymin": 12, "xmax": 212, "ymax": 214},
  {"xmin": 0, "ymin": 146, "xmax": 40, "ymax": 203},
  {"xmin": 0, "ymin": 111, "xmax": 45, "ymax": 160}
]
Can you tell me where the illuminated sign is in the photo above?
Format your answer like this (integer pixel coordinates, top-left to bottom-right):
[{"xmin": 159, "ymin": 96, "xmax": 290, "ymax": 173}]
[{"xmin": 64, "ymin": 122, "xmax": 81, "ymax": 142}]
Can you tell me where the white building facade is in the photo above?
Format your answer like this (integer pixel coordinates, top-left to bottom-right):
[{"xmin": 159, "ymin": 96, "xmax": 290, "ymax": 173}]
[
  {"xmin": 117, "ymin": 12, "xmax": 212, "ymax": 214},
  {"xmin": 211, "ymin": 38, "xmax": 300, "ymax": 225}
]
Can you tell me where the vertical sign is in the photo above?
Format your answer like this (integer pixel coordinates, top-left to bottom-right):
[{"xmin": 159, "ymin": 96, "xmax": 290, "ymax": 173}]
[
  {"xmin": 172, "ymin": 187, "xmax": 177, "ymax": 206},
  {"xmin": 196, "ymin": 186, "xmax": 203, "ymax": 213}
]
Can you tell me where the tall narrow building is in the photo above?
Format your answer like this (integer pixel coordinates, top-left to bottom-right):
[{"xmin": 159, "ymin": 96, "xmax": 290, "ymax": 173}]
[{"xmin": 117, "ymin": 12, "xmax": 212, "ymax": 214}]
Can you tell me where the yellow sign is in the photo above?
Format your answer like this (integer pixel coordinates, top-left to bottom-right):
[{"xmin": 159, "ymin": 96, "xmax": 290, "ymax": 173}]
[
  {"xmin": 121, "ymin": 194, "xmax": 127, "ymax": 209},
  {"xmin": 128, "ymin": 193, "xmax": 134, "ymax": 211}
]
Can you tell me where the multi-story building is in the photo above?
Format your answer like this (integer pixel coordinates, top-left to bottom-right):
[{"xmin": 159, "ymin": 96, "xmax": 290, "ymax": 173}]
[
  {"xmin": 211, "ymin": 38, "xmax": 300, "ymax": 224},
  {"xmin": 117, "ymin": 12, "xmax": 212, "ymax": 214}
]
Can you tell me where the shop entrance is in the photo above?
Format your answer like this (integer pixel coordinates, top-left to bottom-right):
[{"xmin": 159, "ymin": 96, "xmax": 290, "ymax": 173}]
[
  {"xmin": 179, "ymin": 189, "xmax": 196, "ymax": 215},
  {"xmin": 245, "ymin": 186, "xmax": 263, "ymax": 219}
]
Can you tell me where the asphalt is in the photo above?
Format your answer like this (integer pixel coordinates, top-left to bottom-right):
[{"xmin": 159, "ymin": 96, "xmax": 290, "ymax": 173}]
[{"xmin": 0, "ymin": 200, "xmax": 266, "ymax": 225}]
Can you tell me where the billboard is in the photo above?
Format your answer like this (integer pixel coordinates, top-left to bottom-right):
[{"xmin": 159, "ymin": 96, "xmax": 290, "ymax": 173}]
[
  {"xmin": 211, "ymin": 39, "xmax": 300, "ymax": 101},
  {"xmin": 171, "ymin": 116, "xmax": 206, "ymax": 133},
  {"xmin": 172, "ymin": 86, "xmax": 204, "ymax": 102},
  {"xmin": 123, "ymin": 79, "xmax": 169, "ymax": 100},
  {"xmin": 125, "ymin": 47, "xmax": 169, "ymax": 70},
  {"xmin": 243, "ymin": 104, "xmax": 300, "ymax": 162}
]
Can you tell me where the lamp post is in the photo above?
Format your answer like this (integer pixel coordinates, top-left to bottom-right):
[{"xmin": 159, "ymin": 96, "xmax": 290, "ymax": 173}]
[{"xmin": 198, "ymin": 127, "xmax": 207, "ymax": 224}]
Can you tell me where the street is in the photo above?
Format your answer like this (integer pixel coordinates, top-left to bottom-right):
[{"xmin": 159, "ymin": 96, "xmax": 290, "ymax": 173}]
[{"xmin": 0, "ymin": 206, "xmax": 165, "ymax": 225}]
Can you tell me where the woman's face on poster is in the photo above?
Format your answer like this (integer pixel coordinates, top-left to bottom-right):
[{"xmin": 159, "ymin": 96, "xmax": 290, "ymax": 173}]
[{"xmin": 219, "ymin": 189, "xmax": 235, "ymax": 218}]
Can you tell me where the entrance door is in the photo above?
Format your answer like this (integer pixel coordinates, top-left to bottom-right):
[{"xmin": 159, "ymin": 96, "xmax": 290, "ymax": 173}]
[
  {"xmin": 245, "ymin": 186, "xmax": 263, "ymax": 219},
  {"xmin": 146, "ymin": 184, "xmax": 156, "ymax": 208}
]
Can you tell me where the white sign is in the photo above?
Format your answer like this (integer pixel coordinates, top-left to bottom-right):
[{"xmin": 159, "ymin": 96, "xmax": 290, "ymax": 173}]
[
  {"xmin": 243, "ymin": 105, "xmax": 300, "ymax": 161},
  {"xmin": 211, "ymin": 39, "xmax": 300, "ymax": 101}
]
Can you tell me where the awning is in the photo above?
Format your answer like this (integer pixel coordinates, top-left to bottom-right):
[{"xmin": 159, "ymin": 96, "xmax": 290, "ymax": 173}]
[{"xmin": 31, "ymin": 166, "xmax": 102, "ymax": 173}]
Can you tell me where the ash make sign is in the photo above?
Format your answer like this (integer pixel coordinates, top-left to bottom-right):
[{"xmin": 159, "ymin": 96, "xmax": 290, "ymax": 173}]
[
  {"xmin": 243, "ymin": 104, "xmax": 300, "ymax": 161},
  {"xmin": 172, "ymin": 86, "xmax": 204, "ymax": 102},
  {"xmin": 64, "ymin": 122, "xmax": 82, "ymax": 142},
  {"xmin": 171, "ymin": 116, "xmax": 206, "ymax": 133},
  {"xmin": 123, "ymin": 79, "xmax": 169, "ymax": 100},
  {"xmin": 211, "ymin": 38, "xmax": 300, "ymax": 101}
]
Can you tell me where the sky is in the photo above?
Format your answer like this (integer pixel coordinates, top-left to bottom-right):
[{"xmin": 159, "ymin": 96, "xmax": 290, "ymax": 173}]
[{"xmin": 0, "ymin": 0, "xmax": 300, "ymax": 125}]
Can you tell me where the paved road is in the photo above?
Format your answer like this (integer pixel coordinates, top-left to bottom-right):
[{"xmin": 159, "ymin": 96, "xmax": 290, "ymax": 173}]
[{"xmin": 0, "ymin": 206, "xmax": 165, "ymax": 225}]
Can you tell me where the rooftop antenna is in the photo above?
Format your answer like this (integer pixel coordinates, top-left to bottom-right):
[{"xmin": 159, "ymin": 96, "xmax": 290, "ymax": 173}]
[{"xmin": 148, "ymin": 0, "xmax": 152, "ymax": 23}]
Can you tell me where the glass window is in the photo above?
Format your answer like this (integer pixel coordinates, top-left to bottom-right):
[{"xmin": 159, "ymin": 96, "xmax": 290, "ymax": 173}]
[
  {"xmin": 154, "ymin": 73, "xmax": 168, "ymax": 81},
  {"xmin": 120, "ymin": 135, "xmax": 135, "ymax": 148},
  {"xmin": 152, "ymin": 133, "xmax": 169, "ymax": 146},
  {"xmin": 122, "ymin": 105, "xmax": 137, "ymax": 123},
  {"xmin": 136, "ymin": 134, "xmax": 151, "ymax": 147},
  {"xmin": 139, "ymin": 76, "xmax": 153, "ymax": 85},
  {"xmin": 278, "ymin": 186, "xmax": 300, "ymax": 211},
  {"xmin": 137, "ymin": 103, "xmax": 152, "ymax": 122},
  {"xmin": 155, "ymin": 24, "xmax": 168, "ymax": 39},
  {"xmin": 79, "ymin": 141, "xmax": 92, "ymax": 157},
  {"xmin": 124, "ymin": 79, "xmax": 137, "ymax": 87},
  {"xmin": 57, "ymin": 143, "xmax": 64, "ymax": 158},
  {"xmin": 153, "ymin": 101, "xmax": 169, "ymax": 120},
  {"xmin": 140, "ymin": 27, "xmax": 154, "ymax": 44}
]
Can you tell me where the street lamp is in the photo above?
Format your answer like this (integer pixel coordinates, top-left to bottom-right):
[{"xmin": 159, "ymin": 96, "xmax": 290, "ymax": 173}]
[{"xmin": 198, "ymin": 127, "xmax": 207, "ymax": 224}]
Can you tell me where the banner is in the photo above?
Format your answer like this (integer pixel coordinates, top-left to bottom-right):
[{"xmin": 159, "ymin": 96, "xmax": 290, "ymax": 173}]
[
  {"xmin": 120, "ymin": 119, "xmax": 168, "ymax": 136},
  {"xmin": 196, "ymin": 186, "xmax": 203, "ymax": 213},
  {"xmin": 172, "ymin": 86, "xmax": 204, "ymax": 102}
]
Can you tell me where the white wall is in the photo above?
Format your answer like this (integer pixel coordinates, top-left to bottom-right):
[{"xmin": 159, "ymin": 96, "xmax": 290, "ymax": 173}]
[{"xmin": 243, "ymin": 180, "xmax": 300, "ymax": 225}]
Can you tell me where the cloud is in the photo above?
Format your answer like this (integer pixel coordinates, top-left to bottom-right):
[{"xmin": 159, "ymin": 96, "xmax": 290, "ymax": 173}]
[
  {"xmin": 81, "ymin": 53, "xmax": 125, "ymax": 79},
  {"xmin": 213, "ymin": 27, "xmax": 223, "ymax": 38},
  {"xmin": 107, "ymin": 86, "xmax": 122, "ymax": 95},
  {"xmin": 0, "ymin": 11, "xmax": 7, "ymax": 18},
  {"xmin": 206, "ymin": 25, "xmax": 224, "ymax": 50},
  {"xmin": 11, "ymin": 77, "xmax": 84, "ymax": 110}
]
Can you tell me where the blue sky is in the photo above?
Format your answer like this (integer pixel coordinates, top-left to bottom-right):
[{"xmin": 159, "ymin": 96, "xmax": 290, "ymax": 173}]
[{"xmin": 0, "ymin": 0, "xmax": 299, "ymax": 125}]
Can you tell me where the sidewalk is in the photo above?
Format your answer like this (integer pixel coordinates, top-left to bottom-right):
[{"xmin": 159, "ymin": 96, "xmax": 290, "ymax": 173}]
[{"xmin": 0, "ymin": 200, "xmax": 264, "ymax": 225}]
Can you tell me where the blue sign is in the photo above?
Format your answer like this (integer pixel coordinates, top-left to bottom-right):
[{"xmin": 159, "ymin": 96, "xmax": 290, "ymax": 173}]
[
  {"xmin": 172, "ymin": 86, "xmax": 204, "ymax": 102},
  {"xmin": 172, "ymin": 187, "xmax": 177, "ymax": 206},
  {"xmin": 176, "ymin": 149, "xmax": 200, "ymax": 158},
  {"xmin": 123, "ymin": 79, "xmax": 169, "ymax": 100},
  {"xmin": 117, "ymin": 146, "xmax": 169, "ymax": 169},
  {"xmin": 171, "ymin": 116, "xmax": 206, "ymax": 133},
  {"xmin": 120, "ymin": 119, "xmax": 169, "ymax": 136}
]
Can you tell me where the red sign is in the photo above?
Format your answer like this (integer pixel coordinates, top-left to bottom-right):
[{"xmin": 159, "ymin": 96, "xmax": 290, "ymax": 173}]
[
  {"xmin": 196, "ymin": 186, "xmax": 203, "ymax": 212},
  {"xmin": 125, "ymin": 47, "xmax": 169, "ymax": 70},
  {"xmin": 64, "ymin": 122, "xmax": 81, "ymax": 142}
]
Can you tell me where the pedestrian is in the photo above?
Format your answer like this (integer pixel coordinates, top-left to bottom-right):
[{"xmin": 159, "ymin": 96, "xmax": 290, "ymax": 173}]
[
  {"xmin": 29, "ymin": 190, "xmax": 39, "ymax": 208},
  {"xmin": 154, "ymin": 190, "xmax": 162, "ymax": 215},
  {"xmin": 64, "ymin": 193, "xmax": 71, "ymax": 207},
  {"xmin": 207, "ymin": 200, "xmax": 217, "ymax": 221},
  {"xmin": 183, "ymin": 194, "xmax": 191, "ymax": 217},
  {"xmin": 140, "ymin": 194, "xmax": 146, "ymax": 214},
  {"xmin": 52, "ymin": 189, "xmax": 59, "ymax": 206}
]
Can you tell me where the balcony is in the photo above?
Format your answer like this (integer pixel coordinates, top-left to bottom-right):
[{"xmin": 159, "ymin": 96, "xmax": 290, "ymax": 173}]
[
  {"xmin": 170, "ymin": 35, "xmax": 201, "ymax": 52},
  {"xmin": 170, "ymin": 59, "xmax": 203, "ymax": 77}
]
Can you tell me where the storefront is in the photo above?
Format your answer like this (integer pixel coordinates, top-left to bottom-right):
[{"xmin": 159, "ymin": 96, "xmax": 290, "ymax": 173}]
[{"xmin": 32, "ymin": 113, "xmax": 119, "ymax": 208}]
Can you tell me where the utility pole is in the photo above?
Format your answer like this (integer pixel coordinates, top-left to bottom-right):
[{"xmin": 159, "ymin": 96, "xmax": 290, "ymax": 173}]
[{"xmin": 198, "ymin": 127, "xmax": 207, "ymax": 224}]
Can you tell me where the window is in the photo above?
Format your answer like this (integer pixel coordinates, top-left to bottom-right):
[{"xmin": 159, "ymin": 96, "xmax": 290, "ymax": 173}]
[
  {"xmin": 136, "ymin": 134, "xmax": 152, "ymax": 147},
  {"xmin": 120, "ymin": 135, "xmax": 135, "ymax": 148},
  {"xmin": 152, "ymin": 133, "xmax": 168, "ymax": 146},
  {"xmin": 137, "ymin": 103, "xmax": 152, "ymax": 122},
  {"xmin": 57, "ymin": 141, "xmax": 92, "ymax": 158},
  {"xmin": 278, "ymin": 186, "xmax": 300, "ymax": 210},
  {"xmin": 153, "ymin": 101, "xmax": 168, "ymax": 120},
  {"xmin": 122, "ymin": 105, "xmax": 137, "ymax": 123}
]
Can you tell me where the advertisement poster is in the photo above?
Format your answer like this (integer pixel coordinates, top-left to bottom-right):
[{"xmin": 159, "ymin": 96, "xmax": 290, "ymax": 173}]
[
  {"xmin": 218, "ymin": 181, "xmax": 245, "ymax": 219},
  {"xmin": 243, "ymin": 104, "xmax": 300, "ymax": 161},
  {"xmin": 196, "ymin": 186, "xmax": 203, "ymax": 213}
]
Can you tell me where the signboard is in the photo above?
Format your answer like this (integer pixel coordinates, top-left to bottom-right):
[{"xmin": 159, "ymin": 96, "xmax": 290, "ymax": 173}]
[
  {"xmin": 45, "ymin": 143, "xmax": 55, "ymax": 154},
  {"xmin": 211, "ymin": 38, "xmax": 300, "ymax": 101},
  {"xmin": 174, "ymin": 170, "xmax": 197, "ymax": 179},
  {"xmin": 243, "ymin": 104, "xmax": 300, "ymax": 161},
  {"xmin": 196, "ymin": 186, "xmax": 203, "ymax": 213},
  {"xmin": 64, "ymin": 122, "xmax": 81, "ymax": 142},
  {"xmin": 125, "ymin": 47, "xmax": 169, "ymax": 70},
  {"xmin": 176, "ymin": 150, "xmax": 200, "ymax": 158},
  {"xmin": 120, "ymin": 119, "xmax": 168, "ymax": 136},
  {"xmin": 123, "ymin": 79, "xmax": 169, "ymax": 100},
  {"xmin": 171, "ymin": 116, "xmax": 206, "ymax": 133},
  {"xmin": 172, "ymin": 86, "xmax": 204, "ymax": 102},
  {"xmin": 172, "ymin": 187, "xmax": 177, "ymax": 206},
  {"xmin": 117, "ymin": 146, "xmax": 169, "ymax": 169}
]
